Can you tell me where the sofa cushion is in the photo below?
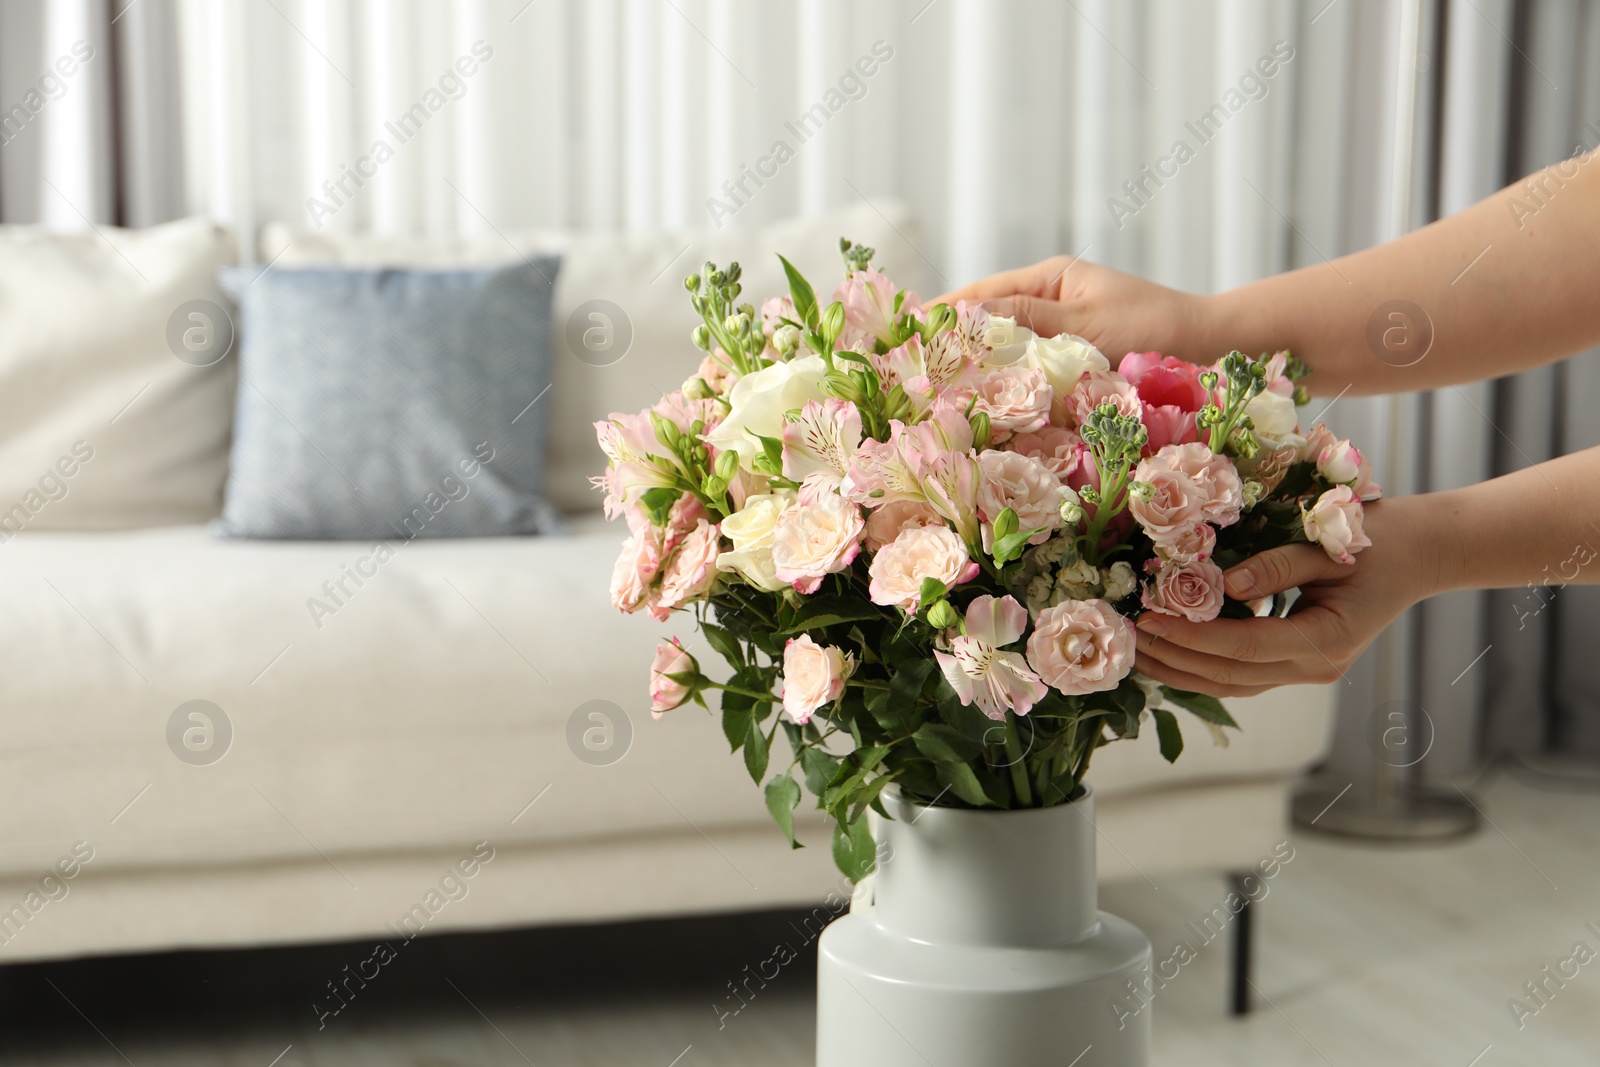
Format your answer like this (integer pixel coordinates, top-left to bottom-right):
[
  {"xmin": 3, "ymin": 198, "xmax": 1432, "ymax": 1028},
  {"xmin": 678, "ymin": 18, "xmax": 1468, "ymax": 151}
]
[
  {"xmin": 0, "ymin": 217, "xmax": 236, "ymax": 532},
  {"xmin": 260, "ymin": 201, "xmax": 937, "ymax": 514},
  {"xmin": 0, "ymin": 519, "xmax": 1332, "ymax": 880},
  {"xmin": 214, "ymin": 261, "xmax": 563, "ymax": 539}
]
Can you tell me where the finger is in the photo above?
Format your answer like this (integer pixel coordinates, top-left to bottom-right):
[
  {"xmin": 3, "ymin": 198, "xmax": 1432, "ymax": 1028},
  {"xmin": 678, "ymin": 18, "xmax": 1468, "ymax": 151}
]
[
  {"xmin": 1224, "ymin": 544, "xmax": 1341, "ymax": 600},
  {"xmin": 1134, "ymin": 611, "xmax": 1308, "ymax": 662},
  {"xmin": 982, "ymin": 295, "xmax": 1077, "ymax": 338},
  {"xmin": 1132, "ymin": 652, "xmax": 1273, "ymax": 698},
  {"xmin": 931, "ymin": 259, "xmax": 1066, "ymax": 306},
  {"xmin": 1135, "ymin": 628, "xmax": 1306, "ymax": 688}
]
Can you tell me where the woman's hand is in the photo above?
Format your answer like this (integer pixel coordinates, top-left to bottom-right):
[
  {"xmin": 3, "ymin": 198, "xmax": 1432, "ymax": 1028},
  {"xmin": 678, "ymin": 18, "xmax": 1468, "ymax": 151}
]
[
  {"xmin": 1131, "ymin": 496, "xmax": 1458, "ymax": 697},
  {"xmin": 934, "ymin": 256, "xmax": 1210, "ymax": 362}
]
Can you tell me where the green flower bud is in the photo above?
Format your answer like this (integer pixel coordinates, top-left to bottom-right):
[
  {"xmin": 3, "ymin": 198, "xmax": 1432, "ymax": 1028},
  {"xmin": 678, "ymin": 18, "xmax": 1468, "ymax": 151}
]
[
  {"xmin": 682, "ymin": 377, "xmax": 713, "ymax": 401},
  {"xmin": 691, "ymin": 324, "xmax": 711, "ymax": 350},
  {"xmin": 926, "ymin": 600, "xmax": 959, "ymax": 630},
  {"xmin": 773, "ymin": 324, "xmax": 801, "ymax": 354},
  {"xmin": 970, "ymin": 411, "xmax": 992, "ymax": 450},
  {"xmin": 714, "ymin": 449, "xmax": 740, "ymax": 481},
  {"xmin": 684, "ymin": 273, "xmax": 701, "ymax": 293},
  {"xmin": 703, "ymin": 475, "xmax": 728, "ymax": 499}
]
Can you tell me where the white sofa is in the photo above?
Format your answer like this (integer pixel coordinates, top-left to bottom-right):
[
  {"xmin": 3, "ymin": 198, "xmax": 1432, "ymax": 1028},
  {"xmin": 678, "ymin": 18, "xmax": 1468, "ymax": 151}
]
[{"xmin": 0, "ymin": 206, "xmax": 1333, "ymax": 964}]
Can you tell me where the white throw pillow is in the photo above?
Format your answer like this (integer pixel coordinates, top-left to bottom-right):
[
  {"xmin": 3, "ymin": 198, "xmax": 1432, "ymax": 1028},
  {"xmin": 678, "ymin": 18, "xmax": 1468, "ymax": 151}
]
[
  {"xmin": 0, "ymin": 216, "xmax": 238, "ymax": 531},
  {"xmin": 261, "ymin": 202, "xmax": 933, "ymax": 513}
]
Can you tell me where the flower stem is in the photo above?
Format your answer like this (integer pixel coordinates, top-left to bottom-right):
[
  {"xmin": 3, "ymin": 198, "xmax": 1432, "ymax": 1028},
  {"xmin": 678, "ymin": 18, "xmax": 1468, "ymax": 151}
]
[{"xmin": 1003, "ymin": 715, "xmax": 1034, "ymax": 808}]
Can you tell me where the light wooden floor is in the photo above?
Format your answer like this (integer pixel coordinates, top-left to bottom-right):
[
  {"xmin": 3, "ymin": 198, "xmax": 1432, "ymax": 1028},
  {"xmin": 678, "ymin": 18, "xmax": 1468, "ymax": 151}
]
[{"xmin": 4, "ymin": 766, "xmax": 1597, "ymax": 1066}]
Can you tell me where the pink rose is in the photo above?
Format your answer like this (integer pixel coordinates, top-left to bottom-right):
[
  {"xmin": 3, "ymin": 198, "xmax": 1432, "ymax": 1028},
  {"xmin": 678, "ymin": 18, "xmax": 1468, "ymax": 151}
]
[
  {"xmin": 1140, "ymin": 443, "xmax": 1244, "ymax": 526},
  {"xmin": 696, "ymin": 353, "xmax": 734, "ymax": 394},
  {"xmin": 609, "ymin": 524, "xmax": 663, "ymax": 613},
  {"xmin": 1127, "ymin": 466, "xmax": 1206, "ymax": 546},
  {"xmin": 970, "ymin": 366, "xmax": 1052, "ymax": 435},
  {"xmin": 650, "ymin": 638, "xmax": 698, "ymax": 717},
  {"xmin": 1118, "ymin": 352, "xmax": 1209, "ymax": 411},
  {"xmin": 782, "ymin": 635, "xmax": 855, "ymax": 724},
  {"xmin": 771, "ymin": 494, "xmax": 866, "ymax": 594},
  {"xmin": 654, "ymin": 519, "xmax": 722, "ymax": 617},
  {"xmin": 1071, "ymin": 371, "xmax": 1143, "ymax": 427},
  {"xmin": 1302, "ymin": 485, "xmax": 1372, "ymax": 564},
  {"xmin": 1025, "ymin": 599, "xmax": 1137, "ymax": 696},
  {"xmin": 935, "ymin": 595, "xmax": 1049, "ymax": 720},
  {"xmin": 863, "ymin": 498, "xmax": 944, "ymax": 552},
  {"xmin": 1141, "ymin": 559, "xmax": 1226, "ymax": 622},
  {"xmin": 976, "ymin": 450, "xmax": 1068, "ymax": 546},
  {"xmin": 1316, "ymin": 440, "xmax": 1382, "ymax": 501},
  {"xmin": 1298, "ymin": 421, "xmax": 1339, "ymax": 463},
  {"xmin": 761, "ymin": 295, "xmax": 797, "ymax": 334},
  {"xmin": 868, "ymin": 525, "xmax": 980, "ymax": 611},
  {"xmin": 1006, "ymin": 425, "xmax": 1084, "ymax": 479},
  {"xmin": 1160, "ymin": 521, "xmax": 1217, "ymax": 564}
]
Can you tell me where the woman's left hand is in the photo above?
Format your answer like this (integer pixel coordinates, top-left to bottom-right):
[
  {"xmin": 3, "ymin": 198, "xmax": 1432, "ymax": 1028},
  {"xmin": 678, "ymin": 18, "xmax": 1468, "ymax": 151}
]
[{"xmin": 1132, "ymin": 496, "xmax": 1455, "ymax": 697}]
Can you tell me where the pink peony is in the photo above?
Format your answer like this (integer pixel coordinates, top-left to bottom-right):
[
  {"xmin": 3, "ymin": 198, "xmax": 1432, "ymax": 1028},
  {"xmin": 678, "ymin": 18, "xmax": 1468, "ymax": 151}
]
[
  {"xmin": 1006, "ymin": 425, "xmax": 1084, "ymax": 479},
  {"xmin": 935, "ymin": 595, "xmax": 1049, "ymax": 720},
  {"xmin": 863, "ymin": 498, "xmax": 944, "ymax": 552},
  {"xmin": 1118, "ymin": 352, "xmax": 1209, "ymax": 411},
  {"xmin": 782, "ymin": 635, "xmax": 854, "ymax": 724},
  {"xmin": 1025, "ymin": 599, "xmax": 1137, "ymax": 696},
  {"xmin": 1139, "ymin": 405, "xmax": 1201, "ymax": 454},
  {"xmin": 610, "ymin": 524, "xmax": 663, "ymax": 612},
  {"xmin": 1140, "ymin": 443, "xmax": 1245, "ymax": 526},
  {"xmin": 975, "ymin": 450, "xmax": 1069, "ymax": 546},
  {"xmin": 1127, "ymin": 466, "xmax": 1207, "ymax": 546},
  {"xmin": 653, "ymin": 519, "xmax": 722, "ymax": 617},
  {"xmin": 970, "ymin": 366, "xmax": 1052, "ymax": 435},
  {"xmin": 1302, "ymin": 486, "xmax": 1371, "ymax": 564},
  {"xmin": 868, "ymin": 525, "xmax": 980, "ymax": 611},
  {"xmin": 650, "ymin": 638, "xmax": 697, "ymax": 717},
  {"xmin": 1141, "ymin": 559, "xmax": 1226, "ymax": 622},
  {"xmin": 771, "ymin": 494, "xmax": 866, "ymax": 594}
]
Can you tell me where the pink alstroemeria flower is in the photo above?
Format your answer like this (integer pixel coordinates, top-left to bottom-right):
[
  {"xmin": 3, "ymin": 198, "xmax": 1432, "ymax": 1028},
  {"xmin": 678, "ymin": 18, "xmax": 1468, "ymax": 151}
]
[{"xmin": 935, "ymin": 595, "xmax": 1049, "ymax": 721}]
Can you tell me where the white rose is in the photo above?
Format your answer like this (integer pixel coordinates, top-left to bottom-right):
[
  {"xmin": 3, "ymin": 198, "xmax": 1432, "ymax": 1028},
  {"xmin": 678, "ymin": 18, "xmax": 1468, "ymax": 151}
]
[
  {"xmin": 980, "ymin": 314, "xmax": 1035, "ymax": 366},
  {"xmin": 716, "ymin": 491, "xmax": 794, "ymax": 591},
  {"xmin": 1243, "ymin": 388, "xmax": 1301, "ymax": 450},
  {"xmin": 1022, "ymin": 333, "xmax": 1110, "ymax": 396},
  {"xmin": 703, "ymin": 355, "xmax": 828, "ymax": 468}
]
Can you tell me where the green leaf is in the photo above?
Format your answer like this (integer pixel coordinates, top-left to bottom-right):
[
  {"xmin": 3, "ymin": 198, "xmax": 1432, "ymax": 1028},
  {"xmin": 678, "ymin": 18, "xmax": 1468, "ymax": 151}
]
[
  {"xmin": 1161, "ymin": 686, "xmax": 1240, "ymax": 729},
  {"xmin": 935, "ymin": 762, "xmax": 994, "ymax": 807},
  {"xmin": 778, "ymin": 254, "xmax": 819, "ymax": 329},
  {"xmin": 832, "ymin": 815, "xmax": 877, "ymax": 883},
  {"xmin": 722, "ymin": 702, "xmax": 753, "ymax": 753},
  {"xmin": 800, "ymin": 747, "xmax": 841, "ymax": 797},
  {"xmin": 765, "ymin": 774, "xmax": 803, "ymax": 849},
  {"xmin": 1152, "ymin": 707, "xmax": 1183, "ymax": 763},
  {"xmin": 913, "ymin": 722, "xmax": 982, "ymax": 764},
  {"xmin": 850, "ymin": 772, "xmax": 898, "ymax": 824},
  {"xmin": 744, "ymin": 715, "xmax": 771, "ymax": 783},
  {"xmin": 917, "ymin": 576, "xmax": 948, "ymax": 605},
  {"xmin": 889, "ymin": 658, "xmax": 936, "ymax": 715},
  {"xmin": 701, "ymin": 622, "xmax": 744, "ymax": 668},
  {"xmin": 781, "ymin": 597, "xmax": 888, "ymax": 633}
]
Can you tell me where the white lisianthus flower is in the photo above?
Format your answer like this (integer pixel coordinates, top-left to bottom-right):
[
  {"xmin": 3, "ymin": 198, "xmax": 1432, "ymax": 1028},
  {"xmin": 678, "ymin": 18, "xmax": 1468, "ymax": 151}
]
[
  {"xmin": 1242, "ymin": 388, "xmax": 1302, "ymax": 451},
  {"xmin": 703, "ymin": 355, "xmax": 828, "ymax": 468},
  {"xmin": 1022, "ymin": 333, "xmax": 1110, "ymax": 396},
  {"xmin": 715, "ymin": 491, "xmax": 795, "ymax": 590}
]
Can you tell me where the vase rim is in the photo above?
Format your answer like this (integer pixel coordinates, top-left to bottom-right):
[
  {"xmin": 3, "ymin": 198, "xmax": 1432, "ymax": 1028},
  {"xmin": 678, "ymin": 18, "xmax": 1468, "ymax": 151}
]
[{"xmin": 883, "ymin": 782, "xmax": 1093, "ymax": 820}]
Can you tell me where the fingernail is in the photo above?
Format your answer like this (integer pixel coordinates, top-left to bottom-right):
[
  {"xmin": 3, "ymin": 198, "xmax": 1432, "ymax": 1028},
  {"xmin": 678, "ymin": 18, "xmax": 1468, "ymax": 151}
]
[
  {"xmin": 1137, "ymin": 616, "xmax": 1166, "ymax": 636},
  {"xmin": 1224, "ymin": 567, "xmax": 1255, "ymax": 598}
]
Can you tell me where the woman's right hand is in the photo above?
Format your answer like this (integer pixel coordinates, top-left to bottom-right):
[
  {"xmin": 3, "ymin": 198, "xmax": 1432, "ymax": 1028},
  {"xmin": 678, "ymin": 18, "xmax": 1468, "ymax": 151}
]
[{"xmin": 934, "ymin": 256, "xmax": 1210, "ymax": 362}]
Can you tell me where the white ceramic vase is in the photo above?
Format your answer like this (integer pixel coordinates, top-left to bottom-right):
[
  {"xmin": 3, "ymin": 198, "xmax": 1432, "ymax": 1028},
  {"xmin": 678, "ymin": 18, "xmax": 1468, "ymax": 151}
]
[{"xmin": 815, "ymin": 786, "xmax": 1152, "ymax": 1067}]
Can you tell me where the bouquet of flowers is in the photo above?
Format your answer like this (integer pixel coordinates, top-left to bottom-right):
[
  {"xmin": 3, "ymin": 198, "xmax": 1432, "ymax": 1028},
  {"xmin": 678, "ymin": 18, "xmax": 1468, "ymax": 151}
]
[{"xmin": 595, "ymin": 240, "xmax": 1378, "ymax": 880}]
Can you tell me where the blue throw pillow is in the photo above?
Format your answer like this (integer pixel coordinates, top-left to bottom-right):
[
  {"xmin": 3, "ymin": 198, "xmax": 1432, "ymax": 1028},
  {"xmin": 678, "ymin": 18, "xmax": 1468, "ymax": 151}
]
[{"xmin": 215, "ymin": 260, "xmax": 563, "ymax": 539}]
